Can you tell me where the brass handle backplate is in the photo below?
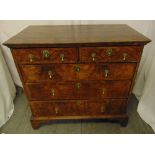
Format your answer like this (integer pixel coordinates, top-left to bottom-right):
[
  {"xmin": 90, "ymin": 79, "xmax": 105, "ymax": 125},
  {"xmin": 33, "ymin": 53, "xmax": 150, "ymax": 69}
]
[
  {"xmin": 104, "ymin": 69, "xmax": 109, "ymax": 78},
  {"xmin": 51, "ymin": 88, "xmax": 55, "ymax": 96},
  {"xmin": 43, "ymin": 50, "xmax": 50, "ymax": 58},
  {"xmin": 102, "ymin": 88, "xmax": 106, "ymax": 95},
  {"xmin": 28, "ymin": 54, "xmax": 34, "ymax": 62},
  {"xmin": 55, "ymin": 107, "xmax": 59, "ymax": 114},
  {"xmin": 60, "ymin": 53, "xmax": 64, "ymax": 62},
  {"xmin": 101, "ymin": 106, "xmax": 106, "ymax": 113},
  {"xmin": 48, "ymin": 70, "xmax": 53, "ymax": 79},
  {"xmin": 91, "ymin": 52, "xmax": 96, "ymax": 61},
  {"xmin": 123, "ymin": 53, "xmax": 128, "ymax": 61}
]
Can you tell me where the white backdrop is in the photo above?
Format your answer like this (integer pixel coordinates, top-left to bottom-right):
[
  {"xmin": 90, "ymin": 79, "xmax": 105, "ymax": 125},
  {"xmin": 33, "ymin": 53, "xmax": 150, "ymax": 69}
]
[{"xmin": 0, "ymin": 20, "xmax": 155, "ymax": 131}]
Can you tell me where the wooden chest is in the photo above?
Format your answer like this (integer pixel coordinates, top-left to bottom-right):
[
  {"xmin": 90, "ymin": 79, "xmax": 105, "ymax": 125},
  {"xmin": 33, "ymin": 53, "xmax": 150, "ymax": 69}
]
[{"xmin": 4, "ymin": 24, "xmax": 150, "ymax": 129}]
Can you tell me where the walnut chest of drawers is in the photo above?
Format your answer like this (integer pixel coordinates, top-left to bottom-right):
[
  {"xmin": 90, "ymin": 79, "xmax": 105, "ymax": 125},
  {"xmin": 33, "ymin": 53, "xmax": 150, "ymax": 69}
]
[{"xmin": 4, "ymin": 24, "xmax": 150, "ymax": 129}]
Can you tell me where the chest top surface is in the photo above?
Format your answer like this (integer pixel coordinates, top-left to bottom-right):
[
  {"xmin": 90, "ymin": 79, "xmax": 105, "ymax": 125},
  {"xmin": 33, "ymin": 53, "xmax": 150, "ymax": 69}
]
[{"xmin": 4, "ymin": 24, "xmax": 151, "ymax": 48}]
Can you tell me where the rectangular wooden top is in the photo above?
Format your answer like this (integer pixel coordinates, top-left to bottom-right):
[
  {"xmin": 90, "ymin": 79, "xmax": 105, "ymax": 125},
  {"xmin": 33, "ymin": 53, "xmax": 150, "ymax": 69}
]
[{"xmin": 4, "ymin": 24, "xmax": 151, "ymax": 48}]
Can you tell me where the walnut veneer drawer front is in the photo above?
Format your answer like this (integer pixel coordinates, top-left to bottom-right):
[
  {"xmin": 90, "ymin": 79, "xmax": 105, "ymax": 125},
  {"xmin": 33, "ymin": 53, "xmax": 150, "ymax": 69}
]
[
  {"xmin": 79, "ymin": 46, "xmax": 142, "ymax": 62},
  {"xmin": 13, "ymin": 48, "xmax": 77, "ymax": 64},
  {"xmin": 21, "ymin": 63, "xmax": 136, "ymax": 82},
  {"xmin": 31, "ymin": 100, "xmax": 86, "ymax": 117},
  {"xmin": 31, "ymin": 99, "xmax": 126, "ymax": 117},
  {"xmin": 4, "ymin": 25, "xmax": 150, "ymax": 129},
  {"xmin": 25, "ymin": 81, "xmax": 131, "ymax": 100}
]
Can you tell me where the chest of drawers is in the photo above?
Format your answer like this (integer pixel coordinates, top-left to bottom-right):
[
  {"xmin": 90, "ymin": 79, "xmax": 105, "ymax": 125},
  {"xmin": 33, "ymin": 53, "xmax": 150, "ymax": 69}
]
[{"xmin": 4, "ymin": 24, "xmax": 150, "ymax": 129}]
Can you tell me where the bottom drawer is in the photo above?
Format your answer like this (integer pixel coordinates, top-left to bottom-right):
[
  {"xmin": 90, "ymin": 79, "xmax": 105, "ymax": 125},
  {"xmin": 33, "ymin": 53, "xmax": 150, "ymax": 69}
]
[{"xmin": 30, "ymin": 99, "xmax": 127, "ymax": 117}]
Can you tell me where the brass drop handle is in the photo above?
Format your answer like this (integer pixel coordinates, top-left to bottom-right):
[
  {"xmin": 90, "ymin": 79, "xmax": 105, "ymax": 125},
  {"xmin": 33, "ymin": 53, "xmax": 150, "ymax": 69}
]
[
  {"xmin": 91, "ymin": 52, "xmax": 96, "ymax": 61},
  {"xmin": 104, "ymin": 69, "xmax": 109, "ymax": 78},
  {"xmin": 123, "ymin": 53, "xmax": 128, "ymax": 61},
  {"xmin": 48, "ymin": 70, "xmax": 53, "ymax": 79},
  {"xmin": 51, "ymin": 88, "xmax": 55, "ymax": 96},
  {"xmin": 28, "ymin": 54, "xmax": 34, "ymax": 62},
  {"xmin": 102, "ymin": 88, "xmax": 106, "ymax": 95},
  {"xmin": 60, "ymin": 53, "xmax": 64, "ymax": 62},
  {"xmin": 106, "ymin": 48, "xmax": 113, "ymax": 56},
  {"xmin": 76, "ymin": 83, "xmax": 81, "ymax": 89},
  {"xmin": 55, "ymin": 107, "xmax": 59, "ymax": 114},
  {"xmin": 74, "ymin": 66, "xmax": 81, "ymax": 72},
  {"xmin": 43, "ymin": 50, "xmax": 50, "ymax": 58},
  {"xmin": 101, "ymin": 105, "xmax": 106, "ymax": 113}
]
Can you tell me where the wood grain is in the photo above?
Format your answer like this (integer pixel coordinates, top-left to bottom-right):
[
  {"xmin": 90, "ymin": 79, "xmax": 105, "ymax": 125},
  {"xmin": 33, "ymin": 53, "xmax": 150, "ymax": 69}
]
[
  {"xmin": 3, "ymin": 25, "xmax": 151, "ymax": 129},
  {"xmin": 4, "ymin": 25, "xmax": 150, "ymax": 48},
  {"xmin": 79, "ymin": 46, "xmax": 143, "ymax": 62},
  {"xmin": 12, "ymin": 48, "xmax": 77, "ymax": 64}
]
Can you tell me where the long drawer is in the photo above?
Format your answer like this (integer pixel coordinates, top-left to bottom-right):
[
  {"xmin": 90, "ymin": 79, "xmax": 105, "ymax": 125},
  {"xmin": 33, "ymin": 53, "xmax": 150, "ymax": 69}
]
[
  {"xmin": 30, "ymin": 99, "xmax": 127, "ymax": 117},
  {"xmin": 21, "ymin": 63, "xmax": 136, "ymax": 82},
  {"xmin": 25, "ymin": 81, "xmax": 131, "ymax": 100}
]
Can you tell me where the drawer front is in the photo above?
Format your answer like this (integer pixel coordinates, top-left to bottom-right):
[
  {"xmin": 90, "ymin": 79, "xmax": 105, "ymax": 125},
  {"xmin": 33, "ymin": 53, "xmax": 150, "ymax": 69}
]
[
  {"xmin": 13, "ymin": 48, "xmax": 77, "ymax": 64},
  {"xmin": 30, "ymin": 99, "xmax": 126, "ymax": 117},
  {"xmin": 21, "ymin": 63, "xmax": 136, "ymax": 82},
  {"xmin": 25, "ymin": 81, "xmax": 131, "ymax": 100},
  {"xmin": 99, "ymin": 63, "xmax": 136, "ymax": 80},
  {"xmin": 30, "ymin": 100, "xmax": 86, "ymax": 117},
  {"xmin": 77, "ymin": 81, "xmax": 131, "ymax": 99},
  {"xmin": 79, "ymin": 46, "xmax": 142, "ymax": 62},
  {"xmin": 86, "ymin": 99, "xmax": 126, "ymax": 115},
  {"xmin": 25, "ymin": 82, "xmax": 77, "ymax": 100},
  {"xmin": 21, "ymin": 64, "xmax": 101, "ymax": 82}
]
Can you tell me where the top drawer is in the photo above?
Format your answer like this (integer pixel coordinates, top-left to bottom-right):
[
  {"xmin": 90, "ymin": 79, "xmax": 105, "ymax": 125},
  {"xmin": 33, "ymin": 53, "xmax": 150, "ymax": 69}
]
[
  {"xmin": 79, "ymin": 46, "xmax": 143, "ymax": 62},
  {"xmin": 12, "ymin": 48, "xmax": 77, "ymax": 64}
]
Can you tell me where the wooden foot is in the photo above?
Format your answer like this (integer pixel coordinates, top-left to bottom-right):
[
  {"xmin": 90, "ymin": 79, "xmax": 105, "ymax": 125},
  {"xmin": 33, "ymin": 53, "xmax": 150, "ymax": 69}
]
[
  {"xmin": 120, "ymin": 117, "xmax": 128, "ymax": 127},
  {"xmin": 31, "ymin": 120, "xmax": 41, "ymax": 129}
]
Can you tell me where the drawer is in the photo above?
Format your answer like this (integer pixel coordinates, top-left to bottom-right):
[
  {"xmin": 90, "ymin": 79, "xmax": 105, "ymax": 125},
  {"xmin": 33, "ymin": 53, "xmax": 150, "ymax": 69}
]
[
  {"xmin": 25, "ymin": 81, "xmax": 131, "ymax": 100},
  {"xmin": 86, "ymin": 99, "xmax": 126, "ymax": 115},
  {"xmin": 77, "ymin": 81, "xmax": 131, "ymax": 99},
  {"xmin": 21, "ymin": 63, "xmax": 136, "ymax": 82},
  {"xmin": 12, "ymin": 48, "xmax": 77, "ymax": 64},
  {"xmin": 25, "ymin": 82, "xmax": 77, "ymax": 100},
  {"xmin": 21, "ymin": 64, "xmax": 101, "ymax": 82},
  {"xmin": 30, "ymin": 100, "xmax": 86, "ymax": 117},
  {"xmin": 30, "ymin": 99, "xmax": 126, "ymax": 117},
  {"xmin": 79, "ymin": 46, "xmax": 142, "ymax": 62},
  {"xmin": 98, "ymin": 63, "xmax": 136, "ymax": 80}
]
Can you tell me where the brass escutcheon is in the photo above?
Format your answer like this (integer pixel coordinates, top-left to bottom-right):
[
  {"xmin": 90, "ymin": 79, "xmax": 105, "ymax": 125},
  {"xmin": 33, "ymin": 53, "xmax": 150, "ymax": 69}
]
[
  {"xmin": 74, "ymin": 66, "xmax": 81, "ymax": 72},
  {"xmin": 43, "ymin": 50, "xmax": 50, "ymax": 58},
  {"xmin": 106, "ymin": 48, "xmax": 113, "ymax": 56},
  {"xmin": 76, "ymin": 83, "xmax": 81, "ymax": 89}
]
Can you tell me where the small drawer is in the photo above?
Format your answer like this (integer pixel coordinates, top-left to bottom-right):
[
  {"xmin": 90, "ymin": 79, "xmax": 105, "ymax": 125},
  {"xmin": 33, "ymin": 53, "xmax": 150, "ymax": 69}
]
[
  {"xmin": 79, "ymin": 46, "xmax": 142, "ymax": 62},
  {"xmin": 12, "ymin": 47, "xmax": 77, "ymax": 64},
  {"xmin": 86, "ymin": 99, "xmax": 126, "ymax": 115},
  {"xmin": 30, "ymin": 100, "xmax": 86, "ymax": 117}
]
